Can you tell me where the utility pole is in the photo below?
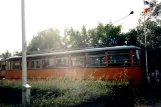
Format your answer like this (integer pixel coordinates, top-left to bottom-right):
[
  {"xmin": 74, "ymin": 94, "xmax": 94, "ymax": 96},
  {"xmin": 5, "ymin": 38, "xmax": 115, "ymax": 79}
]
[
  {"xmin": 143, "ymin": 1, "xmax": 150, "ymax": 84},
  {"xmin": 21, "ymin": 0, "xmax": 31, "ymax": 106}
]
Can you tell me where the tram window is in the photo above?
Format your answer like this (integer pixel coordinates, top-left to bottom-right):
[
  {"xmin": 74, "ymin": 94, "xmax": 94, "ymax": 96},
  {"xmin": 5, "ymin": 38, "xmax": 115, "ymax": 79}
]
[
  {"xmin": 49, "ymin": 58, "xmax": 54, "ymax": 67},
  {"xmin": 5, "ymin": 61, "xmax": 9, "ymax": 70},
  {"xmin": 133, "ymin": 50, "xmax": 139, "ymax": 65},
  {"xmin": 31, "ymin": 60, "xmax": 41, "ymax": 69},
  {"xmin": 44, "ymin": 57, "xmax": 55, "ymax": 68},
  {"xmin": 5, "ymin": 61, "xmax": 8, "ymax": 70},
  {"xmin": 56, "ymin": 57, "xmax": 69, "ymax": 67},
  {"xmin": 108, "ymin": 50, "xmax": 130, "ymax": 66},
  {"xmin": 7, "ymin": 61, "xmax": 10, "ymax": 70},
  {"xmin": 1, "ymin": 65, "xmax": 5, "ymax": 70},
  {"xmin": 0, "ymin": 61, "xmax": 6, "ymax": 70},
  {"xmin": 12, "ymin": 61, "xmax": 20, "ymax": 70},
  {"xmin": 88, "ymin": 52, "xmax": 106, "ymax": 67},
  {"xmin": 27, "ymin": 61, "xmax": 30, "ymax": 69},
  {"xmin": 71, "ymin": 56, "xmax": 85, "ymax": 67},
  {"xmin": 31, "ymin": 61, "xmax": 34, "ymax": 68},
  {"xmin": 10, "ymin": 61, "xmax": 13, "ymax": 70},
  {"xmin": 44, "ymin": 57, "xmax": 49, "ymax": 68}
]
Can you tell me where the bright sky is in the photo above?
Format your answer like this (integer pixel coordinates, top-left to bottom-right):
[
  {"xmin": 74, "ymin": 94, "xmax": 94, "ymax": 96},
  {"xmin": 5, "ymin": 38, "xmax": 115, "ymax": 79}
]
[{"xmin": 0, "ymin": 0, "xmax": 159, "ymax": 54}]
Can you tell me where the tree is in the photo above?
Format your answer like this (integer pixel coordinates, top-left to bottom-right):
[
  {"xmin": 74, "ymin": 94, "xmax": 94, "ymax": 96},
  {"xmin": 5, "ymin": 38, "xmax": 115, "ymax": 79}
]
[
  {"xmin": 136, "ymin": 0, "xmax": 161, "ymax": 50},
  {"xmin": 135, "ymin": 0, "xmax": 161, "ymax": 71},
  {"xmin": 120, "ymin": 29, "xmax": 138, "ymax": 46},
  {"xmin": 90, "ymin": 23, "xmax": 122, "ymax": 47},
  {"xmin": 13, "ymin": 51, "xmax": 22, "ymax": 56},
  {"xmin": 27, "ymin": 28, "xmax": 62, "ymax": 51},
  {"xmin": 62, "ymin": 23, "xmax": 123, "ymax": 48},
  {"xmin": 0, "ymin": 50, "xmax": 12, "ymax": 59},
  {"xmin": 62, "ymin": 26, "xmax": 91, "ymax": 48}
]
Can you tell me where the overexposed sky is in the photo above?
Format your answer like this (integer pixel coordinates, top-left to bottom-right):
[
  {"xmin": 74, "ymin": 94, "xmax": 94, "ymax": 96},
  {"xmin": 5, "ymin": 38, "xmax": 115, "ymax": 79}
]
[{"xmin": 0, "ymin": 0, "xmax": 158, "ymax": 54}]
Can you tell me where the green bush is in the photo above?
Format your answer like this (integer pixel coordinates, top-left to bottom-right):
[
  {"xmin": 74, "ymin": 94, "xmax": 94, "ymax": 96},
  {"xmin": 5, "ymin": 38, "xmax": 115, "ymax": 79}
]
[
  {"xmin": 0, "ymin": 77, "xmax": 111, "ymax": 107},
  {"xmin": 0, "ymin": 70, "xmax": 134, "ymax": 107}
]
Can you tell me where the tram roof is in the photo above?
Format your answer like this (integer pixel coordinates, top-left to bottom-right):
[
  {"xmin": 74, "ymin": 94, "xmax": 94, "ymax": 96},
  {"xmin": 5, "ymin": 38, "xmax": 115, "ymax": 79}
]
[{"xmin": 6, "ymin": 46, "xmax": 141, "ymax": 60}]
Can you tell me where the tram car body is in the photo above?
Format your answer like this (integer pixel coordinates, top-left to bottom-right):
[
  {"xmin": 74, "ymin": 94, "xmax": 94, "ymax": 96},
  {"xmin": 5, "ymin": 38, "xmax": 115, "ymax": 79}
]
[{"xmin": 4, "ymin": 46, "xmax": 143, "ymax": 85}]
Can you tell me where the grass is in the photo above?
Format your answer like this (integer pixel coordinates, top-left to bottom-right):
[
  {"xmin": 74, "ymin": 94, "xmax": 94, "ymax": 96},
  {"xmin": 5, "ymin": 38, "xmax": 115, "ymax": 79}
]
[
  {"xmin": 0, "ymin": 77, "xmax": 111, "ymax": 107},
  {"xmin": 0, "ymin": 70, "xmax": 132, "ymax": 107}
]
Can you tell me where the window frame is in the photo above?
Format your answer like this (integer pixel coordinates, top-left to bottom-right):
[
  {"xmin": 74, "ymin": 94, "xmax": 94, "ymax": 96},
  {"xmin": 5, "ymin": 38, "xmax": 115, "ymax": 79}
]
[
  {"xmin": 31, "ymin": 59, "xmax": 41, "ymax": 69},
  {"xmin": 43, "ymin": 56, "xmax": 55, "ymax": 68},
  {"xmin": 87, "ymin": 53, "xmax": 106, "ymax": 67},
  {"xmin": 108, "ymin": 50, "xmax": 131, "ymax": 66},
  {"xmin": 132, "ymin": 50, "xmax": 140, "ymax": 66},
  {"xmin": 10, "ymin": 60, "xmax": 21, "ymax": 70},
  {"xmin": 71, "ymin": 55, "xmax": 85, "ymax": 67},
  {"xmin": 56, "ymin": 56, "xmax": 69, "ymax": 68}
]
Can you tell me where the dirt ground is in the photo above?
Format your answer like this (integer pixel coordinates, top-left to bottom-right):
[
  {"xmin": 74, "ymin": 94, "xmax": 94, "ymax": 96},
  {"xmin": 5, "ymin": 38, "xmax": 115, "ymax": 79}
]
[{"xmin": 134, "ymin": 82, "xmax": 161, "ymax": 107}]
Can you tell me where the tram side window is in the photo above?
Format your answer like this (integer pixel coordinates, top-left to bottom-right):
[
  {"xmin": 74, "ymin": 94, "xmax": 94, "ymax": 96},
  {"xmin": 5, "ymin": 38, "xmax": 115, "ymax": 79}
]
[
  {"xmin": 27, "ymin": 61, "xmax": 29, "ymax": 69},
  {"xmin": 1, "ymin": 64, "xmax": 6, "ymax": 70},
  {"xmin": 0, "ymin": 61, "xmax": 6, "ymax": 70},
  {"xmin": 49, "ymin": 58, "xmax": 54, "ymax": 67},
  {"xmin": 56, "ymin": 56, "xmax": 69, "ymax": 67},
  {"xmin": 31, "ymin": 60, "xmax": 41, "ymax": 69},
  {"xmin": 108, "ymin": 50, "xmax": 130, "ymax": 66},
  {"xmin": 133, "ymin": 50, "xmax": 139, "ymax": 65},
  {"xmin": 12, "ymin": 61, "xmax": 20, "ymax": 70},
  {"xmin": 5, "ymin": 61, "xmax": 10, "ymax": 70},
  {"xmin": 44, "ymin": 57, "xmax": 55, "ymax": 68},
  {"xmin": 8, "ymin": 61, "xmax": 10, "ymax": 70},
  {"xmin": 88, "ymin": 53, "xmax": 106, "ymax": 67},
  {"xmin": 71, "ymin": 55, "xmax": 85, "ymax": 67},
  {"xmin": 10, "ymin": 61, "xmax": 13, "ymax": 70}
]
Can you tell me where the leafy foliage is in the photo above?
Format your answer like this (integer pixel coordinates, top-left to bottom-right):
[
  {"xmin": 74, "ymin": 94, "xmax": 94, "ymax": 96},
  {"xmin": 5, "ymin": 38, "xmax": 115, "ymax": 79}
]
[
  {"xmin": 62, "ymin": 23, "xmax": 123, "ymax": 48},
  {"xmin": 133, "ymin": 0, "xmax": 161, "ymax": 70},
  {"xmin": 136, "ymin": 0, "xmax": 161, "ymax": 50},
  {"xmin": 27, "ymin": 28, "xmax": 62, "ymax": 51},
  {"xmin": 13, "ymin": 51, "xmax": 22, "ymax": 56},
  {"xmin": 0, "ymin": 50, "xmax": 12, "ymax": 59},
  {"xmin": 0, "ymin": 78, "xmax": 110, "ymax": 106},
  {"xmin": 62, "ymin": 26, "xmax": 91, "ymax": 48},
  {"xmin": 90, "ymin": 23, "xmax": 122, "ymax": 47}
]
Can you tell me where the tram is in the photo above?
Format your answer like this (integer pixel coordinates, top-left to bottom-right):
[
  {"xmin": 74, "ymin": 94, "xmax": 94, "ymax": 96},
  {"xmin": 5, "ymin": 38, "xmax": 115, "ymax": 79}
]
[{"xmin": 2, "ymin": 46, "xmax": 143, "ymax": 85}]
